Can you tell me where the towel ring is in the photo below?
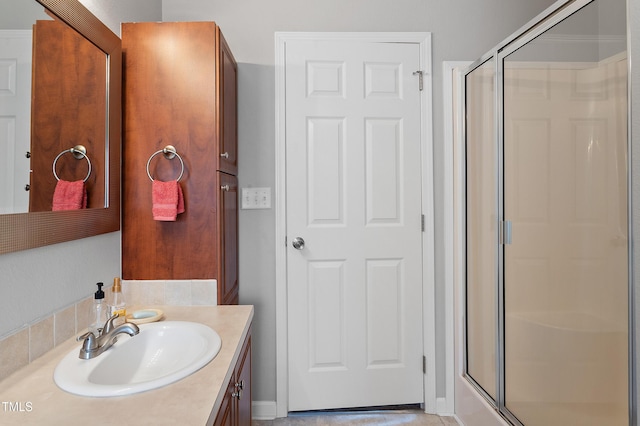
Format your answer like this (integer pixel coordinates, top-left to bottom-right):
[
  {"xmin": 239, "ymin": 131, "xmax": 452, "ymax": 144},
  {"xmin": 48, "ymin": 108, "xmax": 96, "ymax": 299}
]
[
  {"xmin": 146, "ymin": 145, "xmax": 184, "ymax": 182},
  {"xmin": 52, "ymin": 145, "xmax": 92, "ymax": 182}
]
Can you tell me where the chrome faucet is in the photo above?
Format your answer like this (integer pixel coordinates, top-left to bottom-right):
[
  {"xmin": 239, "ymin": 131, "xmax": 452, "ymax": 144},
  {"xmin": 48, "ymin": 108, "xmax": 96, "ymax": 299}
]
[{"xmin": 77, "ymin": 314, "xmax": 140, "ymax": 360}]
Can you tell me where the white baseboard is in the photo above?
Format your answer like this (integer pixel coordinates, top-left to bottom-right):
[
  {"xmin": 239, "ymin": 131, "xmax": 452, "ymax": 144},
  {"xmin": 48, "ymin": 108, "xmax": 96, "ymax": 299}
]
[
  {"xmin": 253, "ymin": 401, "xmax": 278, "ymax": 420},
  {"xmin": 436, "ymin": 396, "xmax": 455, "ymax": 417},
  {"xmin": 451, "ymin": 414, "xmax": 464, "ymax": 425}
]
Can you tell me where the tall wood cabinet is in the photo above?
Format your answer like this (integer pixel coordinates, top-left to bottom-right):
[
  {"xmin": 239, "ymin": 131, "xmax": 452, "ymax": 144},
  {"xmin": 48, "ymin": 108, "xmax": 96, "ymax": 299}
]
[{"xmin": 121, "ymin": 22, "xmax": 238, "ymax": 304}]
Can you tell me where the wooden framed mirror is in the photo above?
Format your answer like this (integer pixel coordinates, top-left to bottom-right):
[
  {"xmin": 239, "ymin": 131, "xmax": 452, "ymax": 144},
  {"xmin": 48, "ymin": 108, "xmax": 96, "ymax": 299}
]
[{"xmin": 0, "ymin": 0, "xmax": 121, "ymax": 254}]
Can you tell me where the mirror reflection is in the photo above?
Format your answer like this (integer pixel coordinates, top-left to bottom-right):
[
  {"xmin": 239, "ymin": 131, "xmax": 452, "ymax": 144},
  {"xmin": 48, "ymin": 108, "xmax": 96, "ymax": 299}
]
[{"xmin": 1, "ymin": 0, "xmax": 107, "ymax": 213}]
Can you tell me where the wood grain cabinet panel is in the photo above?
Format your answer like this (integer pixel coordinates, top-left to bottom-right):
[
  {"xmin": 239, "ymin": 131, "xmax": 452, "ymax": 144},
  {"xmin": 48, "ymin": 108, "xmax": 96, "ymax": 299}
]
[
  {"xmin": 219, "ymin": 173, "xmax": 239, "ymax": 305},
  {"xmin": 121, "ymin": 22, "xmax": 238, "ymax": 305},
  {"xmin": 218, "ymin": 35, "xmax": 238, "ymax": 175},
  {"xmin": 214, "ymin": 378, "xmax": 235, "ymax": 426},
  {"xmin": 235, "ymin": 330, "xmax": 252, "ymax": 425},
  {"xmin": 213, "ymin": 328, "xmax": 252, "ymax": 426}
]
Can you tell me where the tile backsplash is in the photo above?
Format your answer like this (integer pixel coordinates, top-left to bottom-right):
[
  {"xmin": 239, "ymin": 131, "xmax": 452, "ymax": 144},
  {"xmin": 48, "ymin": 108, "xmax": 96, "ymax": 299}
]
[
  {"xmin": 0, "ymin": 279, "xmax": 217, "ymax": 382},
  {"xmin": 123, "ymin": 279, "xmax": 218, "ymax": 307}
]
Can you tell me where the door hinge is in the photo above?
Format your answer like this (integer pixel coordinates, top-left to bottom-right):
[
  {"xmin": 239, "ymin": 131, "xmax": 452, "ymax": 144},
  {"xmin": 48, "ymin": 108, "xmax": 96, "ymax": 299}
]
[
  {"xmin": 413, "ymin": 70, "xmax": 424, "ymax": 91},
  {"xmin": 421, "ymin": 214, "xmax": 425, "ymax": 232},
  {"xmin": 500, "ymin": 220, "xmax": 512, "ymax": 245},
  {"xmin": 284, "ymin": 236, "xmax": 288, "ymax": 247},
  {"xmin": 423, "ymin": 355, "xmax": 427, "ymax": 374}
]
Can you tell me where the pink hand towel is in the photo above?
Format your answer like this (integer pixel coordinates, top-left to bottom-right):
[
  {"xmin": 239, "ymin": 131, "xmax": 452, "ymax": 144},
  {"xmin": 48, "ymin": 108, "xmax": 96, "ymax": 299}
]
[
  {"xmin": 152, "ymin": 180, "xmax": 185, "ymax": 221},
  {"xmin": 177, "ymin": 183, "xmax": 185, "ymax": 214},
  {"xmin": 52, "ymin": 180, "xmax": 87, "ymax": 211}
]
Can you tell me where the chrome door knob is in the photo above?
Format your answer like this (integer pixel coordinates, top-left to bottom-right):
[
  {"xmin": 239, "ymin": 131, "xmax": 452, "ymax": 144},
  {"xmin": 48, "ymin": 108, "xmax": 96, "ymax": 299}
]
[{"xmin": 292, "ymin": 237, "xmax": 305, "ymax": 250}]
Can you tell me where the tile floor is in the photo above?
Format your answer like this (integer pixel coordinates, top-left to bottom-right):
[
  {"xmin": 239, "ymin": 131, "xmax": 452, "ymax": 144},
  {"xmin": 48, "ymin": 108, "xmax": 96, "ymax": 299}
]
[{"xmin": 252, "ymin": 408, "xmax": 459, "ymax": 425}]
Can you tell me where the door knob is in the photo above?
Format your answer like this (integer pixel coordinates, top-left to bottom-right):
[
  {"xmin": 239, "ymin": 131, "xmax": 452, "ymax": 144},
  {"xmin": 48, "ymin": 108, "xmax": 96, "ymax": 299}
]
[{"xmin": 292, "ymin": 237, "xmax": 305, "ymax": 250}]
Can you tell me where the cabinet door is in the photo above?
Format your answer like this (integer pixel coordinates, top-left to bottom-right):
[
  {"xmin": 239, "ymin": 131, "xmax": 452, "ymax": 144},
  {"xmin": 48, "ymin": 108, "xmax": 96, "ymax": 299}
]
[
  {"xmin": 218, "ymin": 172, "xmax": 239, "ymax": 304},
  {"xmin": 217, "ymin": 31, "xmax": 238, "ymax": 175},
  {"xmin": 122, "ymin": 22, "xmax": 219, "ymax": 280},
  {"xmin": 236, "ymin": 332, "xmax": 252, "ymax": 425},
  {"xmin": 213, "ymin": 377, "xmax": 235, "ymax": 426}
]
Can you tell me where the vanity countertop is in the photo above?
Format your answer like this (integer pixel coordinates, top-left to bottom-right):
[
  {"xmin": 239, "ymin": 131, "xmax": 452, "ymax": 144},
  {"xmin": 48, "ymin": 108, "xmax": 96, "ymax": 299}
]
[{"xmin": 0, "ymin": 305, "xmax": 254, "ymax": 425}]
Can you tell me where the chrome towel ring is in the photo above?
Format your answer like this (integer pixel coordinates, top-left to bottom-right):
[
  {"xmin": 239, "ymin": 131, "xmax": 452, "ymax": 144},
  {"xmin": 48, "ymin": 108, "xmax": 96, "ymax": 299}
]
[
  {"xmin": 52, "ymin": 145, "xmax": 92, "ymax": 182},
  {"xmin": 146, "ymin": 145, "xmax": 185, "ymax": 182}
]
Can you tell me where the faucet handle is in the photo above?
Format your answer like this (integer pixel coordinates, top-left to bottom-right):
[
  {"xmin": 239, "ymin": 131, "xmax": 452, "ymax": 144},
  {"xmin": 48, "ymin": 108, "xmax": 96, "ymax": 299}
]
[
  {"xmin": 76, "ymin": 331, "xmax": 94, "ymax": 342},
  {"xmin": 102, "ymin": 313, "xmax": 119, "ymax": 334},
  {"xmin": 78, "ymin": 332, "xmax": 98, "ymax": 351}
]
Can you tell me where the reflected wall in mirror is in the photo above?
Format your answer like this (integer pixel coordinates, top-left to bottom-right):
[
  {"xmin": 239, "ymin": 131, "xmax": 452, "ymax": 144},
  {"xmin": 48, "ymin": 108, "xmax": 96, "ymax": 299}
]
[{"xmin": 0, "ymin": 0, "xmax": 121, "ymax": 253}]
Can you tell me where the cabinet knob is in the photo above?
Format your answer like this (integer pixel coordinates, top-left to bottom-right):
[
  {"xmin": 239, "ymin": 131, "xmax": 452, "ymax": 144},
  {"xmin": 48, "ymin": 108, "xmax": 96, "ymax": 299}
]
[
  {"xmin": 221, "ymin": 184, "xmax": 230, "ymax": 192},
  {"xmin": 220, "ymin": 152, "xmax": 229, "ymax": 159},
  {"xmin": 232, "ymin": 380, "xmax": 244, "ymax": 399}
]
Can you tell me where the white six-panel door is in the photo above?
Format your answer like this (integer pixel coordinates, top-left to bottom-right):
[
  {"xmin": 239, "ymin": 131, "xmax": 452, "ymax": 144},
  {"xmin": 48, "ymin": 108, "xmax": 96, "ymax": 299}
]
[
  {"xmin": 285, "ymin": 38, "xmax": 425, "ymax": 411},
  {"xmin": 0, "ymin": 30, "xmax": 31, "ymax": 214}
]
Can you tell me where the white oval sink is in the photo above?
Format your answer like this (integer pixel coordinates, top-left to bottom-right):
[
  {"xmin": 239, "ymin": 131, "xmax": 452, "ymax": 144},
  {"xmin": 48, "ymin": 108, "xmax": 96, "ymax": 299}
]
[{"xmin": 54, "ymin": 321, "xmax": 222, "ymax": 397}]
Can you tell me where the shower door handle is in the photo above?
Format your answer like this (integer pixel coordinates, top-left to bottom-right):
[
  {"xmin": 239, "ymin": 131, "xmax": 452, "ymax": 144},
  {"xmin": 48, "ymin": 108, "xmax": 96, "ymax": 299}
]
[{"xmin": 500, "ymin": 220, "xmax": 512, "ymax": 245}]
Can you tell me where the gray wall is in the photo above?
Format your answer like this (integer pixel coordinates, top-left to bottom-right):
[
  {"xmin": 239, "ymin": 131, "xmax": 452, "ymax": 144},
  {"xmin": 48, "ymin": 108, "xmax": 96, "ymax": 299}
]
[
  {"xmin": 1, "ymin": 0, "xmax": 49, "ymax": 29},
  {"xmin": 0, "ymin": 233, "xmax": 119, "ymax": 337},
  {"xmin": 0, "ymin": 0, "xmax": 162, "ymax": 339},
  {"xmin": 161, "ymin": 0, "xmax": 557, "ymax": 404},
  {"xmin": 80, "ymin": 0, "xmax": 162, "ymax": 36}
]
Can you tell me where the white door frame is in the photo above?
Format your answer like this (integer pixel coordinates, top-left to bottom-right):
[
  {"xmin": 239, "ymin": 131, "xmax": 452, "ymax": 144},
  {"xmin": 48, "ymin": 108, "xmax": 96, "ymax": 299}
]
[
  {"xmin": 444, "ymin": 60, "xmax": 510, "ymax": 425},
  {"xmin": 442, "ymin": 60, "xmax": 472, "ymax": 417},
  {"xmin": 274, "ymin": 32, "xmax": 435, "ymax": 417}
]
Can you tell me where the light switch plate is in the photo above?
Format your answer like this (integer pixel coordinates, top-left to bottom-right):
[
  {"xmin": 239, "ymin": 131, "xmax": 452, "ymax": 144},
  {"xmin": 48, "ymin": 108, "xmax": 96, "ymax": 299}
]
[{"xmin": 241, "ymin": 187, "xmax": 271, "ymax": 209}]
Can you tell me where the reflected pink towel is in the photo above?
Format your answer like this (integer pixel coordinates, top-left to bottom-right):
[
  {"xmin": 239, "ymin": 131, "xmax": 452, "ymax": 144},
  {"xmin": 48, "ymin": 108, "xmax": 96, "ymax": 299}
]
[
  {"xmin": 52, "ymin": 180, "xmax": 87, "ymax": 211},
  {"xmin": 152, "ymin": 180, "xmax": 185, "ymax": 221}
]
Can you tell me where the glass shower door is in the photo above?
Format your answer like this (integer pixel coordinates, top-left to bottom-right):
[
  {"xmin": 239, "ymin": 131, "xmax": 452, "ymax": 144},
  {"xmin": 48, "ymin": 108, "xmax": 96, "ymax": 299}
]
[
  {"xmin": 502, "ymin": 1, "xmax": 628, "ymax": 424},
  {"xmin": 465, "ymin": 58, "xmax": 497, "ymax": 401}
]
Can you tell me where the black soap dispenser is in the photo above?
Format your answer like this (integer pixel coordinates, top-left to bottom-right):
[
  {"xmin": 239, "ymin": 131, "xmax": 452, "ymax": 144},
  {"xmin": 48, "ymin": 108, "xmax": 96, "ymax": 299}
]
[{"xmin": 88, "ymin": 282, "xmax": 109, "ymax": 335}]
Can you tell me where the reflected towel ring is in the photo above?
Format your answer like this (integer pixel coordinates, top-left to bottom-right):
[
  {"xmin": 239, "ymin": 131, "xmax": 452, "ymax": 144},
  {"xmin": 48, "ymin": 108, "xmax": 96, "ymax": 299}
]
[
  {"xmin": 146, "ymin": 145, "xmax": 185, "ymax": 182},
  {"xmin": 52, "ymin": 145, "xmax": 92, "ymax": 182}
]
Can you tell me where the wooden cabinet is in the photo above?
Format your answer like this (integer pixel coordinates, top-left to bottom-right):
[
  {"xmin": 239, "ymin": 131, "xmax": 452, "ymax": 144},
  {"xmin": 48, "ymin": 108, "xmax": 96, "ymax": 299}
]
[
  {"xmin": 121, "ymin": 22, "xmax": 238, "ymax": 304},
  {"xmin": 214, "ymin": 327, "xmax": 252, "ymax": 426},
  {"xmin": 218, "ymin": 35, "xmax": 238, "ymax": 176},
  {"xmin": 219, "ymin": 173, "xmax": 239, "ymax": 305},
  {"xmin": 235, "ymin": 329, "xmax": 252, "ymax": 425},
  {"xmin": 215, "ymin": 379, "xmax": 235, "ymax": 426}
]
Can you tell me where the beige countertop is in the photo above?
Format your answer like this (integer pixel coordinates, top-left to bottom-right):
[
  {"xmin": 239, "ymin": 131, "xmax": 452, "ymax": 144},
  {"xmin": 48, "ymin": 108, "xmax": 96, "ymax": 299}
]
[{"xmin": 0, "ymin": 305, "xmax": 254, "ymax": 426}]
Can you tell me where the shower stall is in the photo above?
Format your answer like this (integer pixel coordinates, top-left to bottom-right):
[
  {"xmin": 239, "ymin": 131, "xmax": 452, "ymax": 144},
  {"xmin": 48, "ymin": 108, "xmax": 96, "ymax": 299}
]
[{"xmin": 462, "ymin": 0, "xmax": 629, "ymax": 425}]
